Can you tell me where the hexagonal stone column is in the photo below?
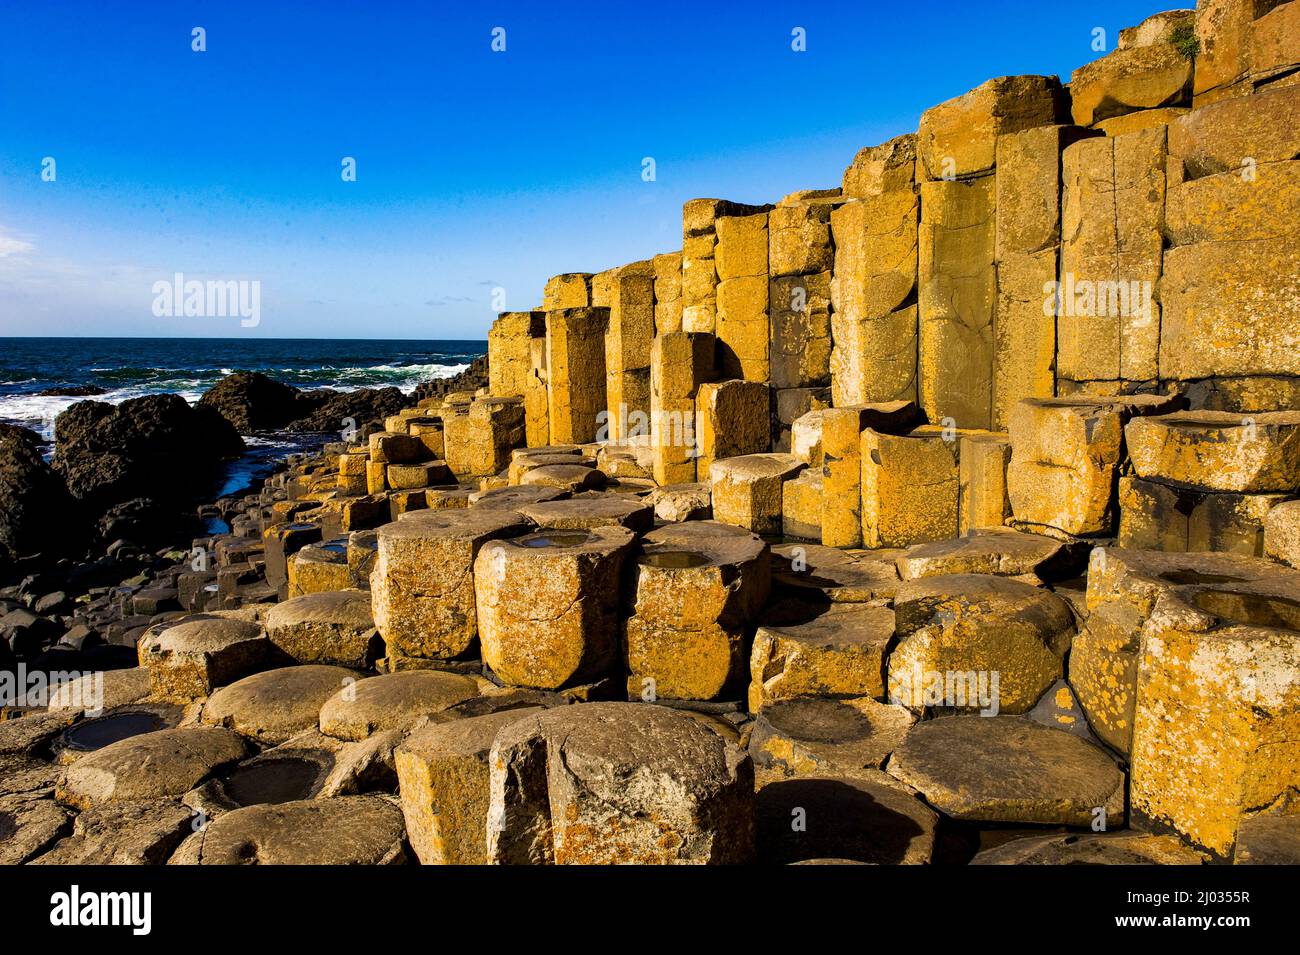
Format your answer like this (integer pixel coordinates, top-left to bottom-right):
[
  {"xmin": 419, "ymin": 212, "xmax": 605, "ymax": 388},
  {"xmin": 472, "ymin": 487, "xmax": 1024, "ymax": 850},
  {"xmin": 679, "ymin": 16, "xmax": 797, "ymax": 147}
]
[
  {"xmin": 372, "ymin": 509, "xmax": 531, "ymax": 664},
  {"xmin": 264, "ymin": 589, "xmax": 378, "ymax": 669},
  {"xmin": 749, "ymin": 602, "xmax": 896, "ymax": 712},
  {"xmin": 137, "ymin": 615, "xmax": 269, "ymax": 703},
  {"xmin": 396, "ymin": 707, "xmax": 545, "ymax": 864},
  {"xmin": 475, "ymin": 526, "xmax": 635, "ymax": 689},
  {"xmin": 625, "ymin": 521, "xmax": 769, "ymax": 701},
  {"xmin": 486, "ymin": 703, "xmax": 754, "ymax": 864},
  {"xmin": 709, "ymin": 453, "xmax": 805, "ymax": 535},
  {"xmin": 888, "ymin": 574, "xmax": 1075, "ymax": 714}
]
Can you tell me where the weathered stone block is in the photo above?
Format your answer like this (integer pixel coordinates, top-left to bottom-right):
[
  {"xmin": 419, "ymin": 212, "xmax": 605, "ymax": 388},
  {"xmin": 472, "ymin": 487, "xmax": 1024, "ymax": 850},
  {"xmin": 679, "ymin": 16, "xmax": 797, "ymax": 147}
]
[
  {"xmin": 625, "ymin": 522, "xmax": 769, "ymax": 701},
  {"xmin": 715, "ymin": 213, "xmax": 770, "ymax": 382},
  {"xmin": 749, "ymin": 603, "xmax": 895, "ymax": 711},
  {"xmin": 694, "ymin": 379, "xmax": 770, "ymax": 477},
  {"xmin": 546, "ymin": 308, "xmax": 608, "ymax": 445},
  {"xmin": 650, "ymin": 330, "xmax": 714, "ymax": 485},
  {"xmin": 958, "ymin": 432, "xmax": 1012, "ymax": 533},
  {"xmin": 475, "ymin": 526, "xmax": 633, "ymax": 689},
  {"xmin": 917, "ymin": 75, "xmax": 1064, "ymax": 180},
  {"xmin": 603, "ymin": 261, "xmax": 656, "ymax": 442},
  {"xmin": 1057, "ymin": 127, "xmax": 1166, "ymax": 384},
  {"xmin": 918, "ymin": 177, "xmax": 995, "ymax": 428},
  {"xmin": 1006, "ymin": 395, "xmax": 1180, "ymax": 537},
  {"xmin": 653, "ymin": 251, "xmax": 683, "ymax": 334},
  {"xmin": 1126, "ymin": 411, "xmax": 1300, "ymax": 493},
  {"xmin": 861, "ymin": 426, "xmax": 961, "ymax": 547},
  {"xmin": 841, "ymin": 134, "xmax": 917, "ymax": 198},
  {"xmin": 396, "ymin": 707, "xmax": 543, "ymax": 865},
  {"xmin": 769, "ymin": 272, "xmax": 832, "ymax": 389},
  {"xmin": 489, "ymin": 311, "xmax": 547, "ymax": 399},
  {"xmin": 710, "ymin": 453, "xmax": 805, "ymax": 536},
  {"xmin": 371, "ymin": 509, "xmax": 532, "ymax": 661},
  {"xmin": 1070, "ymin": 35, "xmax": 1194, "ymax": 126},
  {"xmin": 888, "ymin": 574, "xmax": 1074, "ymax": 714},
  {"xmin": 137, "ymin": 615, "xmax": 268, "ymax": 703},
  {"xmin": 542, "ymin": 273, "xmax": 591, "ymax": 310},
  {"xmin": 768, "ymin": 199, "xmax": 835, "ymax": 277},
  {"xmin": 781, "ymin": 468, "xmax": 823, "ymax": 541},
  {"xmin": 486, "ymin": 703, "xmax": 754, "ymax": 864}
]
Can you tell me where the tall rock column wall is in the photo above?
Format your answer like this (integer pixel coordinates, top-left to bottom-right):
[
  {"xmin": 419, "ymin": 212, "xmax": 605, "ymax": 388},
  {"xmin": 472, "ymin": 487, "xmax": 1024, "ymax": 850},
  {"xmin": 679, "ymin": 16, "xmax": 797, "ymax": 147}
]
[
  {"xmin": 603, "ymin": 261, "xmax": 656, "ymax": 442},
  {"xmin": 916, "ymin": 75, "xmax": 1066, "ymax": 430},
  {"xmin": 829, "ymin": 135, "xmax": 919, "ymax": 408}
]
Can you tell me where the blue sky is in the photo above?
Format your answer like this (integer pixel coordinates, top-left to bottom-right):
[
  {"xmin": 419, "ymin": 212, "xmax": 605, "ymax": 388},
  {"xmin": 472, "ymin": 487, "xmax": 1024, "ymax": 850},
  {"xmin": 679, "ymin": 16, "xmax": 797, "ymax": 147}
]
[{"xmin": 0, "ymin": 0, "xmax": 1178, "ymax": 340}]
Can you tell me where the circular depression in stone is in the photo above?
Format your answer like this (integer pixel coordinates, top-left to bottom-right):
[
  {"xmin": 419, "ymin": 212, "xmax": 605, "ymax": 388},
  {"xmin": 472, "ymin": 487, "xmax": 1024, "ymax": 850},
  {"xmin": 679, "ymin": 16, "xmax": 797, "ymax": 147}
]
[
  {"xmin": 1191, "ymin": 589, "xmax": 1300, "ymax": 631},
  {"xmin": 1159, "ymin": 569, "xmax": 1250, "ymax": 586},
  {"xmin": 519, "ymin": 531, "xmax": 594, "ymax": 549},
  {"xmin": 760, "ymin": 697, "xmax": 875, "ymax": 743},
  {"xmin": 222, "ymin": 756, "xmax": 326, "ymax": 807},
  {"xmin": 60, "ymin": 710, "xmax": 170, "ymax": 753}
]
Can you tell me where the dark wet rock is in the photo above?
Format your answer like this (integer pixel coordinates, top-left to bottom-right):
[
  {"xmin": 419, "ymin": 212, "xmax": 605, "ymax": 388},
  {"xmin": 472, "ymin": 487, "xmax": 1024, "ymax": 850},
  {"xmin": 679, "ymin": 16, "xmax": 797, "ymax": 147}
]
[
  {"xmin": 0, "ymin": 424, "xmax": 87, "ymax": 573},
  {"xmin": 285, "ymin": 387, "xmax": 410, "ymax": 434},
  {"xmin": 37, "ymin": 385, "xmax": 108, "ymax": 397},
  {"xmin": 198, "ymin": 372, "xmax": 308, "ymax": 433},
  {"xmin": 53, "ymin": 394, "xmax": 244, "ymax": 546}
]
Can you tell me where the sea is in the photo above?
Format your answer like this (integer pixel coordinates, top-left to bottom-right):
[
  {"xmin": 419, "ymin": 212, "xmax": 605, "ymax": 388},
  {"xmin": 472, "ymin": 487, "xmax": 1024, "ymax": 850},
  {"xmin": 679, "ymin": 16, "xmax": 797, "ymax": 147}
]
[{"xmin": 0, "ymin": 337, "xmax": 485, "ymax": 498}]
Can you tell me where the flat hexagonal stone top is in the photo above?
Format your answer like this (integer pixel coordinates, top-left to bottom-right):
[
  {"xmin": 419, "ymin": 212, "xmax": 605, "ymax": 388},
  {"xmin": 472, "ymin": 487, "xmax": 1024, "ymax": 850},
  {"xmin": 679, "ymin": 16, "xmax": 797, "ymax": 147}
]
[
  {"xmin": 30, "ymin": 799, "xmax": 194, "ymax": 866},
  {"xmin": 318, "ymin": 670, "xmax": 480, "ymax": 741},
  {"xmin": 0, "ymin": 797, "xmax": 70, "ymax": 864},
  {"xmin": 141, "ymin": 615, "xmax": 265, "ymax": 655},
  {"xmin": 773, "ymin": 543, "xmax": 902, "ymax": 602},
  {"xmin": 886, "ymin": 716, "xmax": 1125, "ymax": 826},
  {"xmin": 640, "ymin": 519, "xmax": 768, "ymax": 567},
  {"xmin": 755, "ymin": 771, "xmax": 938, "ymax": 865},
  {"xmin": 56, "ymin": 726, "xmax": 249, "ymax": 810},
  {"xmin": 755, "ymin": 600, "xmax": 896, "ymax": 654},
  {"xmin": 469, "ymin": 485, "xmax": 568, "ymax": 509},
  {"xmin": 173, "ymin": 795, "xmax": 408, "ymax": 865},
  {"xmin": 1125, "ymin": 410, "xmax": 1300, "ymax": 493},
  {"xmin": 894, "ymin": 573, "xmax": 1076, "ymax": 639},
  {"xmin": 268, "ymin": 588, "xmax": 371, "ymax": 626},
  {"xmin": 520, "ymin": 463, "xmax": 606, "ymax": 491},
  {"xmin": 381, "ymin": 507, "xmax": 531, "ymax": 543},
  {"xmin": 518, "ymin": 494, "xmax": 654, "ymax": 532},
  {"xmin": 0, "ymin": 710, "xmax": 78, "ymax": 757},
  {"xmin": 972, "ymin": 831, "xmax": 1208, "ymax": 865},
  {"xmin": 709, "ymin": 452, "xmax": 805, "ymax": 481},
  {"xmin": 750, "ymin": 696, "xmax": 915, "ymax": 774},
  {"xmin": 202, "ymin": 665, "xmax": 363, "ymax": 745},
  {"xmin": 47, "ymin": 666, "xmax": 151, "ymax": 713},
  {"xmin": 895, "ymin": 528, "xmax": 1080, "ymax": 582},
  {"xmin": 1089, "ymin": 547, "xmax": 1300, "ymax": 635},
  {"xmin": 510, "ymin": 445, "xmax": 583, "ymax": 461}
]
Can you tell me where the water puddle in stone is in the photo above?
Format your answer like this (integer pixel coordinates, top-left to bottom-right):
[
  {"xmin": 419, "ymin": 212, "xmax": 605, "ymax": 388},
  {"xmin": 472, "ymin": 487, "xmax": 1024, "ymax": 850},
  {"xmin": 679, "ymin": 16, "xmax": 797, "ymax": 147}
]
[
  {"xmin": 62, "ymin": 711, "xmax": 169, "ymax": 752},
  {"xmin": 640, "ymin": 550, "xmax": 710, "ymax": 569},
  {"xmin": 520, "ymin": 532, "xmax": 592, "ymax": 548},
  {"xmin": 1159, "ymin": 569, "xmax": 1250, "ymax": 586},
  {"xmin": 1192, "ymin": 589, "xmax": 1300, "ymax": 631},
  {"xmin": 223, "ymin": 757, "xmax": 325, "ymax": 806}
]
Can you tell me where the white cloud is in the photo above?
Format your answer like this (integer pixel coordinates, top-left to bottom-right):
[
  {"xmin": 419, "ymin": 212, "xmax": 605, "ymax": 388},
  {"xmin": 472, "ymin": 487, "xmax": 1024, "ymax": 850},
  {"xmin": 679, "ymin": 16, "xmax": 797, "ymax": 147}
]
[{"xmin": 0, "ymin": 230, "xmax": 34, "ymax": 258}]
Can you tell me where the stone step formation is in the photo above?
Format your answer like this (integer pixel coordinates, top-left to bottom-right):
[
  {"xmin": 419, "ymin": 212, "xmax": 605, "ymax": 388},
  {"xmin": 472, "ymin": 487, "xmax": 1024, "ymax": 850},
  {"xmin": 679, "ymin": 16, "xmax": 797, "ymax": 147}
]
[{"xmin": 4, "ymin": 0, "xmax": 1300, "ymax": 866}]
